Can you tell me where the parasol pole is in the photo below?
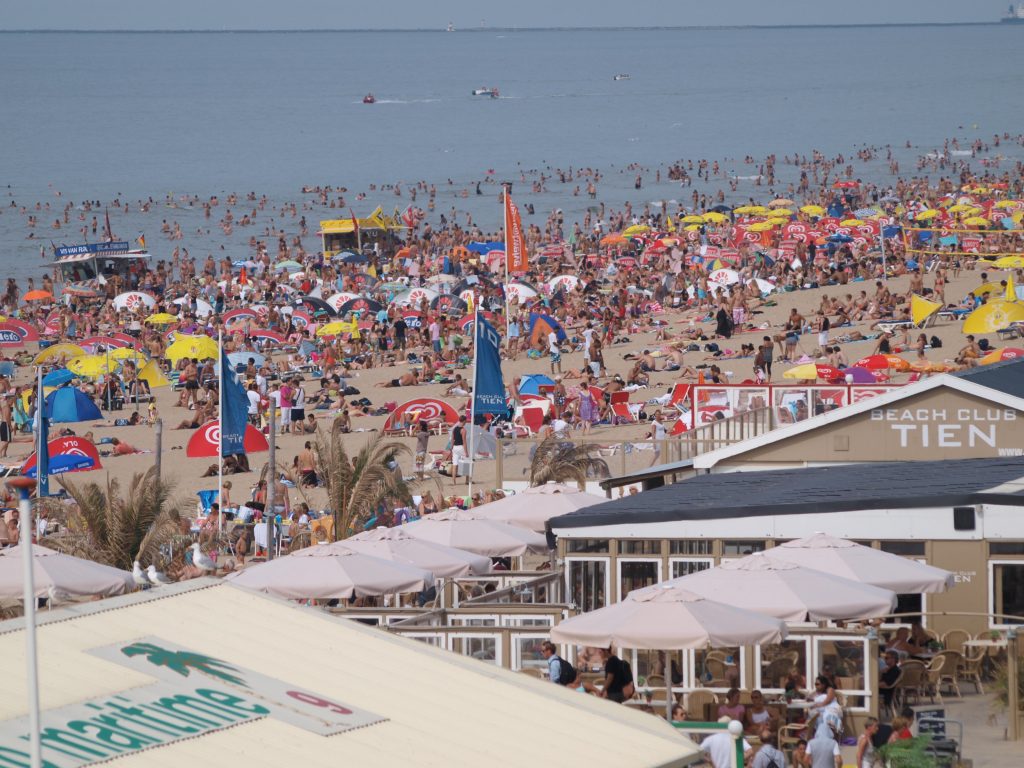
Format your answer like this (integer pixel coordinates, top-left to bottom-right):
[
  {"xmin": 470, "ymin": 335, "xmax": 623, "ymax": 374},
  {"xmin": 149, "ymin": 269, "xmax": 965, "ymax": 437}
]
[
  {"xmin": 8, "ymin": 475, "xmax": 40, "ymax": 768},
  {"xmin": 217, "ymin": 328, "xmax": 223, "ymax": 537},
  {"xmin": 468, "ymin": 308, "xmax": 479, "ymax": 498}
]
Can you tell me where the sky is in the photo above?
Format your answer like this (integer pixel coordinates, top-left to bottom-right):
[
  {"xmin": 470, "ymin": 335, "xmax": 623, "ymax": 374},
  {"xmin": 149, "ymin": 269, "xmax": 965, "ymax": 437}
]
[{"xmin": 0, "ymin": 0, "xmax": 1011, "ymax": 30}]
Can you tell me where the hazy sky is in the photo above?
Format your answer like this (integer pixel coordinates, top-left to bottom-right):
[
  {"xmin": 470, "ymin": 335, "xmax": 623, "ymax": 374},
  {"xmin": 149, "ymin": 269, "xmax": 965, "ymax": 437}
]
[{"xmin": 0, "ymin": 0, "xmax": 1010, "ymax": 30}]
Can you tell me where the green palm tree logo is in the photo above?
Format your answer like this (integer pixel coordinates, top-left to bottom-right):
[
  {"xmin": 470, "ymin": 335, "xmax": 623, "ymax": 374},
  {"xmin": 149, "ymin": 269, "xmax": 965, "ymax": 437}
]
[{"xmin": 121, "ymin": 642, "xmax": 248, "ymax": 687}]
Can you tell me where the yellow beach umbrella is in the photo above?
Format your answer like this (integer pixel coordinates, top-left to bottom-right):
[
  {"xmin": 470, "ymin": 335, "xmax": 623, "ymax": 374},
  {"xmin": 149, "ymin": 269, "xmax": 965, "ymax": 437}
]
[
  {"xmin": 34, "ymin": 343, "xmax": 87, "ymax": 364},
  {"xmin": 748, "ymin": 221, "xmax": 774, "ymax": 232},
  {"xmin": 962, "ymin": 301, "xmax": 1024, "ymax": 334},
  {"xmin": 800, "ymin": 205, "xmax": 825, "ymax": 216},
  {"xmin": 1007, "ymin": 275, "xmax": 1018, "ymax": 303},
  {"xmin": 915, "ymin": 209, "xmax": 940, "ymax": 221},
  {"xmin": 145, "ymin": 312, "xmax": 179, "ymax": 325},
  {"xmin": 768, "ymin": 198, "xmax": 795, "ymax": 207},
  {"xmin": 684, "ymin": 224, "xmax": 701, "ymax": 232},
  {"xmin": 138, "ymin": 359, "xmax": 170, "ymax": 388},
  {"xmin": 782, "ymin": 363, "xmax": 821, "ymax": 380},
  {"xmin": 946, "ymin": 203, "xmax": 973, "ymax": 214},
  {"xmin": 622, "ymin": 224, "xmax": 650, "ymax": 236},
  {"xmin": 910, "ymin": 294, "xmax": 942, "ymax": 326},
  {"xmin": 840, "ymin": 219, "xmax": 865, "ymax": 227},
  {"xmin": 993, "ymin": 200, "xmax": 1021, "ymax": 209},
  {"xmin": 973, "ymin": 282, "xmax": 1005, "ymax": 298},
  {"xmin": 67, "ymin": 355, "xmax": 118, "ymax": 378},
  {"xmin": 963, "ymin": 216, "xmax": 991, "ymax": 227},
  {"xmin": 316, "ymin": 321, "xmax": 348, "ymax": 337},
  {"xmin": 165, "ymin": 334, "xmax": 217, "ymax": 363},
  {"xmin": 767, "ymin": 218, "xmax": 789, "ymax": 228},
  {"xmin": 108, "ymin": 346, "xmax": 145, "ymax": 361},
  {"xmin": 702, "ymin": 211, "xmax": 729, "ymax": 224},
  {"xmin": 734, "ymin": 205, "xmax": 768, "ymax": 215},
  {"xmin": 767, "ymin": 208, "xmax": 793, "ymax": 217},
  {"xmin": 994, "ymin": 256, "xmax": 1024, "ymax": 269},
  {"xmin": 681, "ymin": 215, "xmax": 706, "ymax": 224}
]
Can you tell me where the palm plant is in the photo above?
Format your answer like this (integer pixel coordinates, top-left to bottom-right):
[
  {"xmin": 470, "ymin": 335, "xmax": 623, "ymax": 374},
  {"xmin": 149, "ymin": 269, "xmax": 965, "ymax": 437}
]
[
  {"xmin": 313, "ymin": 422, "xmax": 411, "ymax": 541},
  {"xmin": 529, "ymin": 436, "xmax": 610, "ymax": 489},
  {"xmin": 54, "ymin": 467, "xmax": 186, "ymax": 570}
]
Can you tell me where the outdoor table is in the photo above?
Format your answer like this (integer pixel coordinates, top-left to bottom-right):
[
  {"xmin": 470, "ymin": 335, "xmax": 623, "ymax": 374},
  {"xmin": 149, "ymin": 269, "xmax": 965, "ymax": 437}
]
[{"xmin": 963, "ymin": 639, "xmax": 1007, "ymax": 649}]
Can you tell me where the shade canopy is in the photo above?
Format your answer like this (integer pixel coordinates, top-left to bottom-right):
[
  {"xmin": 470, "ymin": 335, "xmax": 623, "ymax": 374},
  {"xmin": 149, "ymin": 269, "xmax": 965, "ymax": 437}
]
[
  {"xmin": 338, "ymin": 527, "xmax": 492, "ymax": 578},
  {"xmin": 550, "ymin": 584, "xmax": 788, "ymax": 650},
  {"xmin": 642, "ymin": 552, "xmax": 897, "ymax": 622},
  {"xmin": 764, "ymin": 532, "xmax": 955, "ymax": 593},
  {"xmin": 44, "ymin": 387, "xmax": 102, "ymax": 423},
  {"xmin": 0, "ymin": 545, "xmax": 133, "ymax": 599},
  {"xmin": 402, "ymin": 509, "xmax": 549, "ymax": 556},
  {"xmin": 470, "ymin": 483, "xmax": 605, "ymax": 533},
  {"xmin": 225, "ymin": 546, "xmax": 432, "ymax": 599}
]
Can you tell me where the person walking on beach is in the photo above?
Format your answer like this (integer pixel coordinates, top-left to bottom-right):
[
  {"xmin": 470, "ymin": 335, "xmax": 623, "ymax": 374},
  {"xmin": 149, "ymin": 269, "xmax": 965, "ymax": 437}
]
[
  {"xmin": 548, "ymin": 328, "xmax": 562, "ymax": 375},
  {"xmin": 414, "ymin": 419, "xmax": 430, "ymax": 480},
  {"xmin": 450, "ymin": 415, "xmax": 467, "ymax": 482}
]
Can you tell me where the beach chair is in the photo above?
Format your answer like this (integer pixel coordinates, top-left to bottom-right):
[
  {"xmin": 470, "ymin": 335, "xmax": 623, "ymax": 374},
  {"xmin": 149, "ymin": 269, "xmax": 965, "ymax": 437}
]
[
  {"xmin": 609, "ymin": 391, "xmax": 636, "ymax": 424},
  {"xmin": 669, "ymin": 383, "xmax": 692, "ymax": 407},
  {"xmin": 519, "ymin": 407, "xmax": 545, "ymax": 435},
  {"xmin": 196, "ymin": 489, "xmax": 220, "ymax": 515}
]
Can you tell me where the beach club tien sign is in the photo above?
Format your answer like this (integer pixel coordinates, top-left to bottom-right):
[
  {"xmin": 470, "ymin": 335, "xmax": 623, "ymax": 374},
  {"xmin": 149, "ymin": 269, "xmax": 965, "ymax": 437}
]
[{"xmin": 0, "ymin": 637, "xmax": 385, "ymax": 767}]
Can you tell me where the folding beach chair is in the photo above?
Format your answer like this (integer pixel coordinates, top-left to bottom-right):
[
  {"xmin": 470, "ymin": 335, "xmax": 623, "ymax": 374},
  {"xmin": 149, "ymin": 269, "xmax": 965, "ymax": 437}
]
[{"xmin": 609, "ymin": 391, "xmax": 637, "ymax": 424}]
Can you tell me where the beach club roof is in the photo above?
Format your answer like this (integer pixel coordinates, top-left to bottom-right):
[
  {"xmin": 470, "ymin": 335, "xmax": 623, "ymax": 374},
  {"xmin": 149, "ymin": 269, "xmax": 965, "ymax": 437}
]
[
  {"xmin": 548, "ymin": 456, "xmax": 1024, "ymax": 536},
  {"xmin": 0, "ymin": 581, "xmax": 699, "ymax": 767}
]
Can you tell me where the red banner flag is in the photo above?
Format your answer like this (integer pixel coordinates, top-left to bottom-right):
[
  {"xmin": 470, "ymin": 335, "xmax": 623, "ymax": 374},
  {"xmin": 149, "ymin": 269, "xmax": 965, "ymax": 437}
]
[{"xmin": 504, "ymin": 192, "xmax": 528, "ymax": 273}]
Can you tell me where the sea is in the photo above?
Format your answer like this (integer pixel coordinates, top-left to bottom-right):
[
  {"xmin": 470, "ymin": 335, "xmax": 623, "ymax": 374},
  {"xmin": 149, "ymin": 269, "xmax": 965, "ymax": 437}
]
[{"xmin": 2, "ymin": 24, "xmax": 1023, "ymax": 279}]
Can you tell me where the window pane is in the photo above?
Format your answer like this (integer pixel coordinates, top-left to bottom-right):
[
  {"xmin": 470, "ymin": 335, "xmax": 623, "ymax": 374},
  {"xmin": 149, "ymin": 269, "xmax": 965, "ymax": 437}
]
[
  {"xmin": 620, "ymin": 561, "xmax": 660, "ymax": 597},
  {"xmin": 670, "ymin": 539, "xmax": 713, "ymax": 555},
  {"xmin": 695, "ymin": 647, "xmax": 741, "ymax": 688},
  {"xmin": 994, "ymin": 564, "xmax": 1024, "ymax": 624},
  {"xmin": 567, "ymin": 538, "xmax": 609, "ymax": 553},
  {"xmin": 760, "ymin": 639, "xmax": 808, "ymax": 691},
  {"xmin": 619, "ymin": 540, "xmax": 662, "ymax": 556},
  {"xmin": 568, "ymin": 560, "xmax": 607, "ymax": 612},
  {"xmin": 816, "ymin": 638, "xmax": 867, "ymax": 697},
  {"xmin": 672, "ymin": 559, "xmax": 713, "ymax": 579},
  {"xmin": 462, "ymin": 637, "xmax": 497, "ymax": 663},
  {"xmin": 893, "ymin": 593, "xmax": 923, "ymax": 625},
  {"xmin": 880, "ymin": 541, "xmax": 926, "ymax": 556},
  {"xmin": 723, "ymin": 540, "xmax": 766, "ymax": 556},
  {"xmin": 990, "ymin": 542, "xmax": 1024, "ymax": 556}
]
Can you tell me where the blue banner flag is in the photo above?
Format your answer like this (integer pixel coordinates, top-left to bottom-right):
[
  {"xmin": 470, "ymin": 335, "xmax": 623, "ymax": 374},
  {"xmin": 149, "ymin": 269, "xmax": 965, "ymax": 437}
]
[
  {"xmin": 54, "ymin": 241, "xmax": 130, "ymax": 258},
  {"xmin": 473, "ymin": 313, "xmax": 507, "ymax": 415},
  {"xmin": 37, "ymin": 372, "xmax": 50, "ymax": 497},
  {"xmin": 220, "ymin": 347, "xmax": 249, "ymax": 457}
]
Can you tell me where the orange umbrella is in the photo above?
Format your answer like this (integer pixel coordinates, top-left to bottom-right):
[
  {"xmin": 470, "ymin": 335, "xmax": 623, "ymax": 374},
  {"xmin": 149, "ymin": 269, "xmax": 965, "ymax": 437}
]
[
  {"xmin": 24, "ymin": 290, "xmax": 53, "ymax": 302},
  {"xmin": 600, "ymin": 234, "xmax": 627, "ymax": 246},
  {"xmin": 981, "ymin": 347, "xmax": 1024, "ymax": 365}
]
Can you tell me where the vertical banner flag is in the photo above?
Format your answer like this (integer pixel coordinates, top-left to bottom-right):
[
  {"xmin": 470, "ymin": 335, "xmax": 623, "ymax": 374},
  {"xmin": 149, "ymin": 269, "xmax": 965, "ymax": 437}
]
[
  {"xmin": 473, "ymin": 314, "xmax": 507, "ymax": 415},
  {"xmin": 220, "ymin": 347, "xmax": 249, "ymax": 457},
  {"xmin": 504, "ymin": 192, "xmax": 528, "ymax": 273}
]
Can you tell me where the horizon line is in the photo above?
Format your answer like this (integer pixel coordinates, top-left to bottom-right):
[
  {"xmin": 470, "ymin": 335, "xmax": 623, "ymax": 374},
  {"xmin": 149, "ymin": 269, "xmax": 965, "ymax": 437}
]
[{"xmin": 0, "ymin": 22, "xmax": 1005, "ymax": 33}]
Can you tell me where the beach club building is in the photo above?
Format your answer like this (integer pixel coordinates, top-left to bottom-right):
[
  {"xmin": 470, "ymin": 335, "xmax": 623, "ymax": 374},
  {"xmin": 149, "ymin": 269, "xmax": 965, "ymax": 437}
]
[
  {"xmin": 0, "ymin": 581, "xmax": 699, "ymax": 768},
  {"xmin": 549, "ymin": 359, "xmax": 1024, "ymax": 638}
]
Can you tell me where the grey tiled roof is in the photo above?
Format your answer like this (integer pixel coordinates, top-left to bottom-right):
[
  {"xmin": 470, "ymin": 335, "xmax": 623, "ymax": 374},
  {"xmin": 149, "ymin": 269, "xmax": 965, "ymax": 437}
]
[
  {"xmin": 952, "ymin": 357, "xmax": 1024, "ymax": 399},
  {"xmin": 548, "ymin": 457, "xmax": 1024, "ymax": 531}
]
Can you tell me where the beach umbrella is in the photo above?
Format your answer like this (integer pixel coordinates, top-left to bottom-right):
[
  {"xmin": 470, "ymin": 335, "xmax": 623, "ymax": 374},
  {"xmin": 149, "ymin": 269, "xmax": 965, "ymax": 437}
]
[
  {"xmin": 841, "ymin": 366, "xmax": 884, "ymax": 384},
  {"xmin": 43, "ymin": 388, "xmax": 102, "ymax": 423},
  {"xmin": 23, "ymin": 290, "xmax": 53, "ymax": 302},
  {"xmin": 42, "ymin": 368, "xmax": 76, "ymax": 387},
  {"xmin": 24, "ymin": 454, "xmax": 94, "ymax": 477},
  {"xmin": 338, "ymin": 251, "xmax": 368, "ymax": 265},
  {"xmin": 622, "ymin": 224, "xmax": 650, "ymax": 236},
  {"xmin": 0, "ymin": 319, "xmax": 38, "ymax": 343},
  {"xmin": 470, "ymin": 482, "xmax": 605, "ymax": 533},
  {"xmin": 0, "ymin": 545, "xmax": 133, "ymax": 600},
  {"xmin": 294, "ymin": 295, "xmax": 337, "ymax": 317},
  {"xmin": 250, "ymin": 329, "xmax": 286, "ymax": 344},
  {"xmin": 112, "ymin": 291, "xmax": 156, "ymax": 311},
  {"xmin": 225, "ymin": 546, "xmax": 433, "ymax": 600},
  {"xmin": 599, "ymin": 234, "xmax": 627, "ymax": 246},
  {"xmin": 337, "ymin": 528, "xmax": 491, "ymax": 578},
  {"xmin": 702, "ymin": 211, "xmax": 729, "ymax": 224},
  {"xmin": 274, "ymin": 259, "xmax": 302, "ymax": 271},
  {"xmin": 852, "ymin": 354, "xmax": 911, "ymax": 372},
  {"xmin": 430, "ymin": 294, "xmax": 468, "ymax": 316},
  {"xmin": 768, "ymin": 208, "xmax": 793, "ymax": 218},
  {"xmin": 165, "ymin": 334, "xmax": 218, "ymax": 363},
  {"xmin": 171, "ymin": 297, "xmax": 214, "ymax": 318},
  {"xmin": 994, "ymin": 256, "xmax": 1024, "ymax": 269},
  {"xmin": 325, "ymin": 292, "xmax": 360, "ymax": 312},
  {"xmin": 138, "ymin": 360, "xmax": 170, "ymax": 388},
  {"xmin": 186, "ymin": 420, "xmax": 268, "ymax": 458},
  {"xmin": 551, "ymin": 583, "xmax": 787, "ymax": 650},
  {"xmin": 67, "ymin": 355, "xmax": 118, "ymax": 378},
  {"xmin": 981, "ymin": 347, "xmax": 1024, "ymax": 365},
  {"xmin": 800, "ymin": 205, "xmax": 825, "ymax": 216},
  {"xmin": 840, "ymin": 219, "xmax": 865, "ymax": 227},
  {"xmin": 747, "ymin": 222, "xmax": 774, "ymax": 232},
  {"xmin": 34, "ymin": 343, "xmax": 86, "ymax": 364},
  {"xmin": 222, "ymin": 308, "xmax": 258, "ymax": 325},
  {"xmin": 962, "ymin": 301, "xmax": 1024, "ymax": 334},
  {"xmin": 782, "ymin": 362, "xmax": 842, "ymax": 381},
  {"xmin": 764, "ymin": 532, "xmax": 954, "ymax": 593},
  {"xmin": 769, "ymin": 198, "xmax": 795, "ymax": 207},
  {"xmin": 391, "ymin": 287, "xmax": 439, "ymax": 307},
  {"xmin": 734, "ymin": 205, "xmax": 768, "ymax": 215},
  {"xmin": 680, "ymin": 215, "xmax": 706, "ymax": 224},
  {"xmin": 642, "ymin": 553, "xmax": 896, "ymax": 623},
  {"xmin": 226, "ymin": 351, "xmax": 265, "ymax": 369},
  {"xmin": 963, "ymin": 216, "xmax": 991, "ymax": 228},
  {"xmin": 0, "ymin": 327, "xmax": 24, "ymax": 347},
  {"xmin": 316, "ymin": 321, "xmax": 354, "ymax": 338},
  {"xmin": 108, "ymin": 347, "xmax": 143, "ymax": 362},
  {"xmin": 708, "ymin": 268, "xmax": 740, "ymax": 286},
  {"xmin": 914, "ymin": 209, "xmax": 941, "ymax": 221},
  {"xmin": 402, "ymin": 509, "xmax": 549, "ymax": 557},
  {"xmin": 339, "ymin": 297, "xmax": 384, "ymax": 315},
  {"xmin": 144, "ymin": 312, "xmax": 179, "ymax": 325}
]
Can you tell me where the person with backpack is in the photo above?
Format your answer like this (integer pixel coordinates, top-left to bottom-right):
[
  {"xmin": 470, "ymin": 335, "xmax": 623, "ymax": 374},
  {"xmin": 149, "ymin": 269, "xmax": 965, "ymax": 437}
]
[
  {"xmin": 540, "ymin": 641, "xmax": 577, "ymax": 686},
  {"xmin": 599, "ymin": 646, "xmax": 635, "ymax": 703}
]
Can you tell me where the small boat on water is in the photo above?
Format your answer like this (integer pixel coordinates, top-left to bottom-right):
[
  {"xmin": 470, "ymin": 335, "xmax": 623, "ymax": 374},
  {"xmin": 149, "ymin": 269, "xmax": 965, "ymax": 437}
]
[
  {"xmin": 613, "ymin": 74, "xmax": 630, "ymax": 81},
  {"xmin": 363, "ymin": 93, "xmax": 376, "ymax": 104},
  {"xmin": 472, "ymin": 87, "xmax": 499, "ymax": 98}
]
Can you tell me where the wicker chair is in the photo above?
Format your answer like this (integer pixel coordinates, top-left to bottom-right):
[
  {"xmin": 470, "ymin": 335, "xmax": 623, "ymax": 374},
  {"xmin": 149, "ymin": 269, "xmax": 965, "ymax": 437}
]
[
  {"xmin": 934, "ymin": 650, "xmax": 962, "ymax": 698},
  {"xmin": 958, "ymin": 650, "xmax": 986, "ymax": 694},
  {"xmin": 941, "ymin": 628, "xmax": 971, "ymax": 655},
  {"xmin": 685, "ymin": 689, "xmax": 719, "ymax": 721},
  {"xmin": 895, "ymin": 660, "xmax": 926, "ymax": 707},
  {"xmin": 922, "ymin": 655, "xmax": 946, "ymax": 703}
]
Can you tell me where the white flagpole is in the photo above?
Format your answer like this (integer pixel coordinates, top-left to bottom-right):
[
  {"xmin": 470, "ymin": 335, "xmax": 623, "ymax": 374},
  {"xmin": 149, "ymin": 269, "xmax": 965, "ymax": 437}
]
[
  {"xmin": 217, "ymin": 328, "xmax": 224, "ymax": 537},
  {"xmin": 468, "ymin": 309, "xmax": 479, "ymax": 498},
  {"xmin": 503, "ymin": 186, "xmax": 511, "ymax": 338}
]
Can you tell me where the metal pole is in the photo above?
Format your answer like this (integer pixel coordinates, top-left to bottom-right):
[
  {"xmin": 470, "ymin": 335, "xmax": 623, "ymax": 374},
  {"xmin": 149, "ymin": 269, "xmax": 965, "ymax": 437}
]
[
  {"xmin": 468, "ymin": 309, "xmax": 479, "ymax": 496},
  {"xmin": 217, "ymin": 329, "xmax": 223, "ymax": 537},
  {"xmin": 8, "ymin": 476, "xmax": 41, "ymax": 768},
  {"xmin": 154, "ymin": 419, "xmax": 163, "ymax": 483},
  {"xmin": 503, "ymin": 186, "xmax": 510, "ymax": 339},
  {"xmin": 265, "ymin": 402, "xmax": 276, "ymax": 561}
]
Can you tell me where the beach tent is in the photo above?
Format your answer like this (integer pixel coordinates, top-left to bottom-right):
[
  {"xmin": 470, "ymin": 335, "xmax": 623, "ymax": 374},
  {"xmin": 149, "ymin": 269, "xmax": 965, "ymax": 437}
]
[
  {"xmin": 21, "ymin": 435, "xmax": 103, "ymax": 476},
  {"xmin": 41, "ymin": 368, "xmax": 75, "ymax": 387},
  {"xmin": 44, "ymin": 388, "xmax": 102, "ymax": 423},
  {"xmin": 431, "ymin": 294, "xmax": 468, "ymax": 316},
  {"xmin": 382, "ymin": 398, "xmax": 460, "ymax": 433},
  {"xmin": 518, "ymin": 373, "xmax": 556, "ymax": 396},
  {"xmin": 137, "ymin": 359, "xmax": 170, "ymax": 388},
  {"xmin": 527, "ymin": 313, "xmax": 567, "ymax": 347}
]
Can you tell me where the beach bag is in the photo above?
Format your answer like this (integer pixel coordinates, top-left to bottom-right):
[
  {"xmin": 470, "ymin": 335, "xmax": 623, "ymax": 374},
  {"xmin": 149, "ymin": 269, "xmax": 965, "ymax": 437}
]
[
  {"xmin": 930, "ymin": 336, "xmax": 942, "ymax": 349},
  {"xmin": 554, "ymin": 656, "xmax": 577, "ymax": 686}
]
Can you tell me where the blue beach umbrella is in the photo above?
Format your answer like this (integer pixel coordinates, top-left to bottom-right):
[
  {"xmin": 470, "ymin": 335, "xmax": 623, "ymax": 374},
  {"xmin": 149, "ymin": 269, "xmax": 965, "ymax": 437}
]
[
  {"xmin": 828, "ymin": 233, "xmax": 854, "ymax": 243},
  {"xmin": 42, "ymin": 369, "xmax": 76, "ymax": 387},
  {"xmin": 25, "ymin": 454, "xmax": 94, "ymax": 477},
  {"xmin": 44, "ymin": 388, "xmax": 102, "ymax": 423}
]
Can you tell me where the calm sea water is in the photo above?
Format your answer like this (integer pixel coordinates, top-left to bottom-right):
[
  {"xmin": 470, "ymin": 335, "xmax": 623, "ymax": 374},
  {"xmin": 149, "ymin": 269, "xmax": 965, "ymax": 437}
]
[{"xmin": 2, "ymin": 26, "xmax": 1023, "ymax": 278}]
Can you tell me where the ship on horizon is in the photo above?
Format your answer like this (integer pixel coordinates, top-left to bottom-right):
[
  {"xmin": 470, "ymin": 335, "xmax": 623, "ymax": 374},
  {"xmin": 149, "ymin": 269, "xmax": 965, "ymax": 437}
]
[{"xmin": 1002, "ymin": 4, "xmax": 1024, "ymax": 22}]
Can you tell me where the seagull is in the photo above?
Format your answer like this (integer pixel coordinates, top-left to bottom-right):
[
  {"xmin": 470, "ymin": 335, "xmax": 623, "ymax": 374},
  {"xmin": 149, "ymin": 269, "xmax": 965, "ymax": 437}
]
[
  {"xmin": 132, "ymin": 560, "xmax": 151, "ymax": 589},
  {"xmin": 147, "ymin": 564, "xmax": 173, "ymax": 586},
  {"xmin": 46, "ymin": 585, "xmax": 69, "ymax": 608},
  {"xmin": 191, "ymin": 542, "xmax": 219, "ymax": 573}
]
